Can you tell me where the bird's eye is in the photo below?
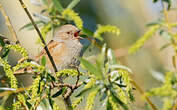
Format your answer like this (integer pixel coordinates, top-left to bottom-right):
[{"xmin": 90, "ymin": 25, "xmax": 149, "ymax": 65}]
[{"xmin": 67, "ymin": 32, "xmax": 70, "ymax": 34}]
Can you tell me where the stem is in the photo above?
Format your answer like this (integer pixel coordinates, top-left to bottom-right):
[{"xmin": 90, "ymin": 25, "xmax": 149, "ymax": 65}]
[
  {"xmin": 18, "ymin": 0, "xmax": 58, "ymax": 73},
  {"xmin": 160, "ymin": 0, "xmax": 177, "ymax": 68},
  {"xmin": 17, "ymin": 0, "xmax": 72, "ymax": 109},
  {"xmin": 0, "ymin": 87, "xmax": 29, "ymax": 97},
  {"xmin": 131, "ymin": 80, "xmax": 158, "ymax": 110},
  {"xmin": 34, "ymin": 94, "xmax": 47, "ymax": 110},
  {"xmin": 0, "ymin": 4, "xmax": 20, "ymax": 44}
]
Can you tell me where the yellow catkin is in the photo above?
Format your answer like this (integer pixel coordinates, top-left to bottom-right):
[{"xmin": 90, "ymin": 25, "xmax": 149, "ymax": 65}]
[
  {"xmin": 162, "ymin": 99, "xmax": 173, "ymax": 110},
  {"xmin": 0, "ymin": 57, "xmax": 18, "ymax": 89},
  {"xmin": 129, "ymin": 25, "xmax": 160, "ymax": 54},
  {"xmin": 85, "ymin": 90, "xmax": 98, "ymax": 110},
  {"xmin": 72, "ymin": 97, "xmax": 83, "ymax": 109},
  {"xmin": 62, "ymin": 9, "xmax": 83, "ymax": 29},
  {"xmin": 6, "ymin": 44, "xmax": 28, "ymax": 59},
  {"xmin": 94, "ymin": 25, "xmax": 120, "ymax": 41},
  {"xmin": 108, "ymin": 95, "xmax": 120, "ymax": 110},
  {"xmin": 146, "ymin": 71, "xmax": 177, "ymax": 98},
  {"xmin": 84, "ymin": 78, "xmax": 96, "ymax": 89},
  {"xmin": 56, "ymin": 69, "xmax": 79, "ymax": 77}
]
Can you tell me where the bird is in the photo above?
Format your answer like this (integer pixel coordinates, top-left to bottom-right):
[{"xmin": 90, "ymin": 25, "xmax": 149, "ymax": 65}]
[
  {"xmin": 15, "ymin": 24, "xmax": 90, "ymax": 74},
  {"xmin": 36, "ymin": 24, "xmax": 84, "ymax": 71}
]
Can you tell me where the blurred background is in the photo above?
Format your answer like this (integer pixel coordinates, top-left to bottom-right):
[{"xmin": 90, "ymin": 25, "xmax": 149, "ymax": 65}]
[{"xmin": 0, "ymin": 0, "xmax": 177, "ymax": 109}]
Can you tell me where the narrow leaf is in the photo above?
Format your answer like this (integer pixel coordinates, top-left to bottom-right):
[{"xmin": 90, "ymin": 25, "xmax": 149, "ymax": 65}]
[
  {"xmin": 106, "ymin": 99, "xmax": 113, "ymax": 110},
  {"xmin": 172, "ymin": 55, "xmax": 176, "ymax": 68},
  {"xmin": 41, "ymin": 56, "xmax": 46, "ymax": 66},
  {"xmin": 52, "ymin": 0, "xmax": 63, "ymax": 12},
  {"xmin": 109, "ymin": 90, "xmax": 129, "ymax": 110},
  {"xmin": 52, "ymin": 87, "xmax": 66, "ymax": 98},
  {"xmin": 79, "ymin": 58, "xmax": 101, "ymax": 78},
  {"xmin": 82, "ymin": 28, "xmax": 94, "ymax": 37},
  {"xmin": 67, "ymin": 0, "xmax": 80, "ymax": 9},
  {"xmin": 159, "ymin": 43, "xmax": 171, "ymax": 51},
  {"xmin": 107, "ymin": 48, "xmax": 117, "ymax": 65},
  {"xmin": 109, "ymin": 64, "xmax": 132, "ymax": 74},
  {"xmin": 76, "ymin": 87, "xmax": 94, "ymax": 97},
  {"xmin": 0, "ymin": 36, "xmax": 5, "ymax": 47},
  {"xmin": 19, "ymin": 21, "xmax": 44, "ymax": 31}
]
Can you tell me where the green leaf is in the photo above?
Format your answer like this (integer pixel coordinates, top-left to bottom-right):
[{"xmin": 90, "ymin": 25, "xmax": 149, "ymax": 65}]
[
  {"xmin": 82, "ymin": 28, "xmax": 94, "ymax": 37},
  {"xmin": 1, "ymin": 48, "xmax": 10, "ymax": 59},
  {"xmin": 48, "ymin": 98, "xmax": 54, "ymax": 109},
  {"xmin": 52, "ymin": 87, "xmax": 66, "ymax": 98},
  {"xmin": 67, "ymin": 0, "xmax": 80, "ymax": 9},
  {"xmin": 109, "ymin": 64, "xmax": 132, "ymax": 74},
  {"xmin": 19, "ymin": 21, "xmax": 44, "ymax": 31},
  {"xmin": 79, "ymin": 58, "xmax": 101, "ymax": 78},
  {"xmin": 76, "ymin": 87, "xmax": 95, "ymax": 97},
  {"xmin": 52, "ymin": 0, "xmax": 63, "ymax": 12},
  {"xmin": 33, "ymin": 13, "xmax": 50, "ymax": 23},
  {"xmin": 0, "ymin": 36, "xmax": 5, "ymax": 47},
  {"xmin": 41, "ymin": 56, "xmax": 46, "ymax": 66},
  {"xmin": 146, "ymin": 21, "xmax": 163, "ymax": 27},
  {"xmin": 109, "ymin": 90, "xmax": 129, "ymax": 110},
  {"xmin": 106, "ymin": 99, "xmax": 113, "ymax": 110},
  {"xmin": 26, "ymin": 101, "xmax": 32, "ymax": 109},
  {"xmin": 159, "ymin": 43, "xmax": 171, "ymax": 51},
  {"xmin": 99, "ymin": 44, "xmax": 106, "ymax": 68},
  {"xmin": 107, "ymin": 48, "xmax": 117, "ymax": 65},
  {"xmin": 47, "ymin": 74, "xmax": 56, "ymax": 82}
]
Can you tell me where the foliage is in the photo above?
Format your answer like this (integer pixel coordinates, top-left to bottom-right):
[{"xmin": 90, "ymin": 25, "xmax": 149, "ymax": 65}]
[
  {"xmin": 0, "ymin": 0, "xmax": 176, "ymax": 110},
  {"xmin": 129, "ymin": 0, "xmax": 177, "ymax": 109},
  {"xmin": 129, "ymin": 25, "xmax": 159, "ymax": 54},
  {"xmin": 78, "ymin": 44, "xmax": 134, "ymax": 110},
  {"xmin": 146, "ymin": 71, "xmax": 177, "ymax": 110},
  {"xmin": 0, "ymin": 0, "xmax": 134, "ymax": 110}
]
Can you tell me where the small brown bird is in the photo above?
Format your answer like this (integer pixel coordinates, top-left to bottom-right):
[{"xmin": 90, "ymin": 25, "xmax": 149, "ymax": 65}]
[{"xmin": 36, "ymin": 24, "xmax": 84, "ymax": 71}]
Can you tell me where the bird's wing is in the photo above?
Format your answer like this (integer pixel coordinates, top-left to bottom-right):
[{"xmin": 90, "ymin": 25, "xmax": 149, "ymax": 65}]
[{"xmin": 35, "ymin": 40, "xmax": 66, "ymax": 62}]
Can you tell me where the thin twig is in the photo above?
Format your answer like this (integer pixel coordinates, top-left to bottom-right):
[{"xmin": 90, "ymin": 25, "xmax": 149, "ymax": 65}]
[
  {"xmin": 19, "ymin": 100, "xmax": 29, "ymax": 110},
  {"xmin": 17, "ymin": 1, "xmax": 74, "ymax": 109},
  {"xmin": 160, "ymin": 0, "xmax": 177, "ymax": 69},
  {"xmin": 18, "ymin": 0, "xmax": 58, "ymax": 74},
  {"xmin": 0, "ymin": 4, "xmax": 20, "ymax": 44},
  {"xmin": 34, "ymin": 94, "xmax": 47, "ymax": 110},
  {"xmin": 0, "ymin": 87, "xmax": 29, "ymax": 97},
  {"xmin": 172, "ymin": 98, "xmax": 177, "ymax": 110},
  {"xmin": 63, "ymin": 82, "xmax": 82, "ymax": 99},
  {"xmin": 75, "ymin": 68, "xmax": 80, "ymax": 86},
  {"xmin": 131, "ymin": 80, "xmax": 158, "ymax": 110}
]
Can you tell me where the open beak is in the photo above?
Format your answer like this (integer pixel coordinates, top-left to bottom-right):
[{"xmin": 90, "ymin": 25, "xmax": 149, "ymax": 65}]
[{"xmin": 74, "ymin": 30, "xmax": 84, "ymax": 39}]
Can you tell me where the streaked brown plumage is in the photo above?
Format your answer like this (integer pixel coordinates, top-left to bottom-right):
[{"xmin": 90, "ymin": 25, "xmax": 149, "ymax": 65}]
[{"xmin": 36, "ymin": 24, "xmax": 83, "ymax": 71}]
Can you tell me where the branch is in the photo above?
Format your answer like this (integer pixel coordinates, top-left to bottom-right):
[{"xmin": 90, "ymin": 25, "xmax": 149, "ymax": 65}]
[
  {"xmin": 75, "ymin": 68, "xmax": 80, "ymax": 86},
  {"xmin": 160, "ymin": 0, "xmax": 177, "ymax": 69},
  {"xmin": 17, "ymin": 1, "xmax": 76, "ymax": 109},
  {"xmin": 34, "ymin": 94, "xmax": 47, "ymax": 110},
  {"xmin": 0, "ymin": 4, "xmax": 20, "ymax": 44},
  {"xmin": 0, "ymin": 87, "xmax": 29, "ymax": 97},
  {"xmin": 131, "ymin": 80, "xmax": 158, "ymax": 110},
  {"xmin": 18, "ymin": 0, "xmax": 58, "ymax": 74}
]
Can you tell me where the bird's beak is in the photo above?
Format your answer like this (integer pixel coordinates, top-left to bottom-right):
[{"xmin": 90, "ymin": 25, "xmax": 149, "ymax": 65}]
[{"xmin": 74, "ymin": 30, "xmax": 84, "ymax": 39}]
